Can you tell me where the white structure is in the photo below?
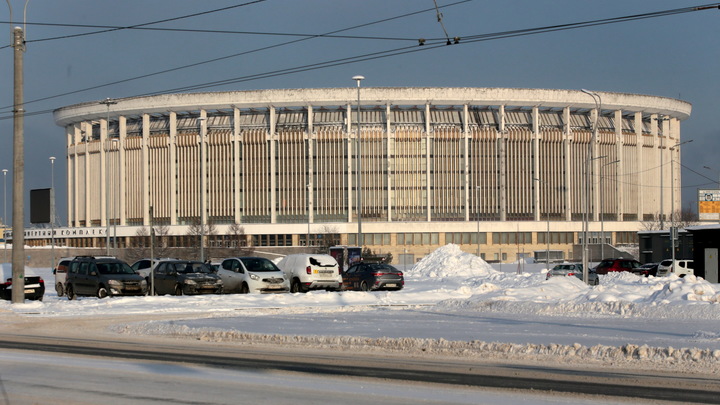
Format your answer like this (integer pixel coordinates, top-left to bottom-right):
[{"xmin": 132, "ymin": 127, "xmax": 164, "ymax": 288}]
[{"xmin": 50, "ymin": 87, "xmax": 691, "ymax": 262}]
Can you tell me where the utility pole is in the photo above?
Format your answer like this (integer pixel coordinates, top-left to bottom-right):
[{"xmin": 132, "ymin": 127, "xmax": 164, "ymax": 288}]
[{"xmin": 11, "ymin": 27, "xmax": 26, "ymax": 304}]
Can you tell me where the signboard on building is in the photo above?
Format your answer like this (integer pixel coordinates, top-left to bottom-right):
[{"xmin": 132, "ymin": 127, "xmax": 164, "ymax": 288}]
[{"xmin": 698, "ymin": 189, "xmax": 720, "ymax": 221}]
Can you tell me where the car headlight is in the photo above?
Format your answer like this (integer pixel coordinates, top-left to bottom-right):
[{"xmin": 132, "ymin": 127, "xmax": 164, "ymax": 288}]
[
  {"xmin": 216, "ymin": 279, "xmax": 223, "ymax": 285},
  {"xmin": 184, "ymin": 279, "xmax": 197, "ymax": 285},
  {"xmin": 108, "ymin": 280, "xmax": 123, "ymax": 287},
  {"xmin": 140, "ymin": 280, "xmax": 148, "ymax": 288},
  {"xmin": 249, "ymin": 273, "xmax": 260, "ymax": 281}
]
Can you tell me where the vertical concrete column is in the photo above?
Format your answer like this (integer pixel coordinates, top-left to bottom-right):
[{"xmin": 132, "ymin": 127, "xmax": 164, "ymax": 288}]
[
  {"xmin": 100, "ymin": 117, "xmax": 108, "ymax": 227},
  {"xmin": 233, "ymin": 107, "xmax": 242, "ymax": 223},
  {"xmin": 563, "ymin": 107, "xmax": 571, "ymax": 221},
  {"xmin": 142, "ymin": 114, "xmax": 150, "ymax": 226},
  {"xmin": 498, "ymin": 105, "xmax": 507, "ymax": 222},
  {"xmin": 118, "ymin": 116, "xmax": 127, "ymax": 226},
  {"xmin": 591, "ymin": 108, "xmax": 600, "ymax": 223},
  {"xmin": 346, "ymin": 104, "xmax": 354, "ymax": 223},
  {"xmin": 634, "ymin": 112, "xmax": 644, "ymax": 220},
  {"xmin": 463, "ymin": 104, "xmax": 470, "ymax": 222},
  {"xmin": 269, "ymin": 107, "xmax": 277, "ymax": 224},
  {"xmin": 71, "ymin": 125, "xmax": 80, "ymax": 227},
  {"xmin": 83, "ymin": 122, "xmax": 90, "ymax": 226},
  {"xmin": 425, "ymin": 103, "xmax": 432, "ymax": 222},
  {"xmin": 650, "ymin": 113, "xmax": 662, "ymax": 223},
  {"xmin": 614, "ymin": 110, "xmax": 624, "ymax": 221},
  {"xmin": 307, "ymin": 105, "xmax": 314, "ymax": 225},
  {"xmin": 386, "ymin": 104, "xmax": 393, "ymax": 222},
  {"xmin": 169, "ymin": 112, "xmax": 178, "ymax": 225},
  {"xmin": 532, "ymin": 107, "xmax": 540, "ymax": 222}
]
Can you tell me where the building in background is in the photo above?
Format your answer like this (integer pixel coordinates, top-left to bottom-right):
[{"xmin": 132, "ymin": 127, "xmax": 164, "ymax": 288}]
[{"xmin": 32, "ymin": 87, "xmax": 691, "ymax": 263}]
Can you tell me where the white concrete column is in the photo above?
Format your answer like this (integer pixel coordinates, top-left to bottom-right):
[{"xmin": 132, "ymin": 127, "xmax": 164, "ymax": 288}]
[
  {"xmin": 142, "ymin": 114, "xmax": 150, "ymax": 226},
  {"xmin": 233, "ymin": 107, "xmax": 242, "ymax": 223},
  {"xmin": 425, "ymin": 103, "xmax": 432, "ymax": 222},
  {"xmin": 614, "ymin": 110, "xmax": 624, "ymax": 221},
  {"xmin": 169, "ymin": 112, "xmax": 178, "ymax": 225},
  {"xmin": 634, "ymin": 112, "xmax": 644, "ymax": 220},
  {"xmin": 100, "ymin": 117, "xmax": 108, "ymax": 227},
  {"xmin": 386, "ymin": 104, "xmax": 393, "ymax": 222},
  {"xmin": 563, "ymin": 107, "xmax": 572, "ymax": 221},
  {"xmin": 83, "ymin": 122, "xmax": 90, "ymax": 227},
  {"xmin": 498, "ymin": 105, "xmax": 507, "ymax": 222},
  {"xmin": 592, "ymin": 108, "xmax": 601, "ymax": 223},
  {"xmin": 269, "ymin": 107, "xmax": 277, "ymax": 224},
  {"xmin": 118, "ymin": 116, "xmax": 127, "ymax": 226},
  {"xmin": 346, "ymin": 104, "xmax": 354, "ymax": 223},
  {"xmin": 463, "ymin": 104, "xmax": 470, "ymax": 222},
  {"xmin": 532, "ymin": 106, "xmax": 540, "ymax": 222},
  {"xmin": 307, "ymin": 105, "xmax": 314, "ymax": 225}
]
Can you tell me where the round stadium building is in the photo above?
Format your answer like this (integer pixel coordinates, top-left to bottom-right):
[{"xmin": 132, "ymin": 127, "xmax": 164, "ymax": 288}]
[{"xmin": 49, "ymin": 87, "xmax": 691, "ymax": 263}]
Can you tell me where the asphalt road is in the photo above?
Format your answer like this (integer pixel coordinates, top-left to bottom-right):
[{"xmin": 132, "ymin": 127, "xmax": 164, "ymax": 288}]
[{"xmin": 1, "ymin": 329, "xmax": 719, "ymax": 404}]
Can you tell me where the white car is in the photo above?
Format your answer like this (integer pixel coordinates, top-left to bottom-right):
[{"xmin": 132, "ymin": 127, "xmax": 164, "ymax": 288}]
[
  {"xmin": 657, "ymin": 259, "xmax": 694, "ymax": 277},
  {"xmin": 276, "ymin": 253, "xmax": 342, "ymax": 293},
  {"xmin": 53, "ymin": 256, "xmax": 75, "ymax": 296},
  {"xmin": 217, "ymin": 257, "xmax": 289, "ymax": 294}
]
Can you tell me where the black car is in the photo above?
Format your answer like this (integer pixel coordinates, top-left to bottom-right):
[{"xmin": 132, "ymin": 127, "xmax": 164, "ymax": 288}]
[
  {"xmin": 635, "ymin": 263, "xmax": 659, "ymax": 277},
  {"xmin": 342, "ymin": 263, "xmax": 404, "ymax": 291},
  {"xmin": 152, "ymin": 260, "xmax": 223, "ymax": 296},
  {"xmin": 0, "ymin": 265, "xmax": 45, "ymax": 301},
  {"xmin": 65, "ymin": 256, "xmax": 148, "ymax": 299}
]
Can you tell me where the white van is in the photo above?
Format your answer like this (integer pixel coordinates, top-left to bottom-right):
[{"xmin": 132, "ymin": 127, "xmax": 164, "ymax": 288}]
[
  {"xmin": 276, "ymin": 253, "xmax": 342, "ymax": 293},
  {"xmin": 656, "ymin": 259, "xmax": 694, "ymax": 277}
]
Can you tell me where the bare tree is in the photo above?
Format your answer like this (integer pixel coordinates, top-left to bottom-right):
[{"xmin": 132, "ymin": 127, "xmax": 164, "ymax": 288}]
[
  {"xmin": 152, "ymin": 224, "xmax": 172, "ymax": 259},
  {"xmin": 126, "ymin": 227, "xmax": 150, "ymax": 263},
  {"xmin": 226, "ymin": 223, "xmax": 254, "ymax": 257},
  {"xmin": 641, "ymin": 209, "xmax": 699, "ymax": 231},
  {"xmin": 315, "ymin": 225, "xmax": 341, "ymax": 253},
  {"xmin": 186, "ymin": 219, "xmax": 218, "ymax": 260}
]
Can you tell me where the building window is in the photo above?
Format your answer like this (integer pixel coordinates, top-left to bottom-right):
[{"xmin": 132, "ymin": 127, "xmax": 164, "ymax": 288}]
[{"xmin": 492, "ymin": 232, "xmax": 532, "ymax": 244}]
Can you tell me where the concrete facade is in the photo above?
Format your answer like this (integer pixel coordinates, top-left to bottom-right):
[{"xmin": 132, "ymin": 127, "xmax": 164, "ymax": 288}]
[{"xmin": 44, "ymin": 87, "xmax": 691, "ymax": 263}]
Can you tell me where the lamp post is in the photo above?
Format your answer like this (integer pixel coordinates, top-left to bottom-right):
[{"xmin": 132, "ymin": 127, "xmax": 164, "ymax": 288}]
[
  {"xmin": 198, "ymin": 116, "xmax": 207, "ymax": 262},
  {"xmin": 352, "ymin": 75, "xmax": 364, "ymax": 248},
  {"xmin": 49, "ymin": 157, "xmax": 56, "ymax": 270},
  {"xmin": 2, "ymin": 169, "xmax": 7, "ymax": 263},
  {"xmin": 580, "ymin": 89, "xmax": 601, "ymax": 284},
  {"xmin": 670, "ymin": 140, "xmax": 693, "ymax": 268},
  {"xmin": 599, "ymin": 159, "xmax": 619, "ymax": 260}
]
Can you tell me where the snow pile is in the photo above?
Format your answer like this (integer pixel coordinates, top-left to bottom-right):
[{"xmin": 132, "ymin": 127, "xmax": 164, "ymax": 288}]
[{"xmin": 408, "ymin": 244, "xmax": 498, "ymax": 279}]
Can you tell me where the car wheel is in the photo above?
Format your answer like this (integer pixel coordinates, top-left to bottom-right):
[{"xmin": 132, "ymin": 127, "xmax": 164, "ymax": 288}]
[
  {"xmin": 96, "ymin": 286, "xmax": 109, "ymax": 299},
  {"xmin": 66, "ymin": 284, "xmax": 76, "ymax": 300},
  {"xmin": 174, "ymin": 284, "xmax": 183, "ymax": 296},
  {"xmin": 240, "ymin": 283, "xmax": 249, "ymax": 294},
  {"xmin": 360, "ymin": 281, "xmax": 370, "ymax": 291},
  {"xmin": 291, "ymin": 280, "xmax": 303, "ymax": 293},
  {"xmin": 55, "ymin": 282, "xmax": 64, "ymax": 297}
]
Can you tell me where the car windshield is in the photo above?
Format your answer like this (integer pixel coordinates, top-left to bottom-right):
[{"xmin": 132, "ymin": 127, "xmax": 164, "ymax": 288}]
[
  {"xmin": 96, "ymin": 262, "xmax": 135, "ymax": 275},
  {"xmin": 240, "ymin": 258, "xmax": 279, "ymax": 272},
  {"xmin": 176, "ymin": 262, "xmax": 212, "ymax": 274}
]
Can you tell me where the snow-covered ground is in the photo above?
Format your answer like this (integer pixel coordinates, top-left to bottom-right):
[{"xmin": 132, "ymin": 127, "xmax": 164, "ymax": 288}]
[{"xmin": 3, "ymin": 244, "xmax": 720, "ymax": 374}]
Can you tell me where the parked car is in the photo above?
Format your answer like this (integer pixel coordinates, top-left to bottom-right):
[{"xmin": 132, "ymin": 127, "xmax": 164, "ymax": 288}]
[
  {"xmin": 545, "ymin": 263, "xmax": 599, "ymax": 285},
  {"xmin": 343, "ymin": 263, "xmax": 404, "ymax": 291},
  {"xmin": 130, "ymin": 257, "xmax": 178, "ymax": 280},
  {"xmin": 0, "ymin": 264, "xmax": 45, "ymax": 301},
  {"xmin": 657, "ymin": 259, "xmax": 694, "ymax": 277},
  {"xmin": 217, "ymin": 257, "xmax": 289, "ymax": 294},
  {"xmin": 276, "ymin": 253, "xmax": 343, "ymax": 293},
  {"xmin": 65, "ymin": 256, "xmax": 147, "ymax": 300},
  {"xmin": 152, "ymin": 260, "xmax": 223, "ymax": 296},
  {"xmin": 53, "ymin": 256, "xmax": 74, "ymax": 296},
  {"xmin": 635, "ymin": 262, "xmax": 659, "ymax": 277},
  {"xmin": 594, "ymin": 258, "xmax": 642, "ymax": 275}
]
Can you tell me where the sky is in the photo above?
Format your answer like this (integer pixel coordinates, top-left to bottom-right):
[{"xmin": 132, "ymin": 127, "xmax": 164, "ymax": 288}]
[{"xmin": 0, "ymin": 0, "xmax": 719, "ymax": 226}]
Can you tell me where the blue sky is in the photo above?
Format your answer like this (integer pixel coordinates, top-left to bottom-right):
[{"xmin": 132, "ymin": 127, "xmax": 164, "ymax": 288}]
[{"xmin": 0, "ymin": 0, "xmax": 718, "ymax": 226}]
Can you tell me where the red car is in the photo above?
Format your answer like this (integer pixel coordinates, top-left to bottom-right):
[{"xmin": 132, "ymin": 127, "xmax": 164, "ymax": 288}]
[{"xmin": 594, "ymin": 258, "xmax": 642, "ymax": 275}]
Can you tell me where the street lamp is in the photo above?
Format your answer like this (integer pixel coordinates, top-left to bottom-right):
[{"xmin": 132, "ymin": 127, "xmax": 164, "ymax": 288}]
[
  {"xmin": 198, "ymin": 116, "xmax": 207, "ymax": 262},
  {"xmin": 2, "ymin": 169, "xmax": 7, "ymax": 263},
  {"xmin": 670, "ymin": 139, "xmax": 693, "ymax": 268},
  {"xmin": 533, "ymin": 178, "xmax": 550, "ymax": 266},
  {"xmin": 352, "ymin": 75, "xmax": 364, "ymax": 247},
  {"xmin": 580, "ymin": 89, "xmax": 601, "ymax": 284},
  {"xmin": 599, "ymin": 159, "xmax": 619, "ymax": 260},
  {"xmin": 49, "ymin": 157, "xmax": 56, "ymax": 270}
]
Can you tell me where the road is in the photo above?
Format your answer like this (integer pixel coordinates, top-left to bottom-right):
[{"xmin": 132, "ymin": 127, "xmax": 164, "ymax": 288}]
[{"xmin": 0, "ymin": 313, "xmax": 719, "ymax": 405}]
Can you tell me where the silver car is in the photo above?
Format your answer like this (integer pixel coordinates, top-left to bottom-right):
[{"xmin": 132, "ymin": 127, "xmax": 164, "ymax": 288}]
[{"xmin": 546, "ymin": 263, "xmax": 599, "ymax": 286}]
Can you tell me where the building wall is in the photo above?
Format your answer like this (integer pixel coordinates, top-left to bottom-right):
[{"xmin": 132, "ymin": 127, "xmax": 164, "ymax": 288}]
[{"xmin": 50, "ymin": 88, "xmax": 692, "ymax": 262}]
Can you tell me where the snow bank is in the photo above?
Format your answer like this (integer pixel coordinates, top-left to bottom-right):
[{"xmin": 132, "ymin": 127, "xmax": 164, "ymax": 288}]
[{"xmin": 408, "ymin": 244, "xmax": 498, "ymax": 279}]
